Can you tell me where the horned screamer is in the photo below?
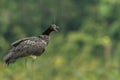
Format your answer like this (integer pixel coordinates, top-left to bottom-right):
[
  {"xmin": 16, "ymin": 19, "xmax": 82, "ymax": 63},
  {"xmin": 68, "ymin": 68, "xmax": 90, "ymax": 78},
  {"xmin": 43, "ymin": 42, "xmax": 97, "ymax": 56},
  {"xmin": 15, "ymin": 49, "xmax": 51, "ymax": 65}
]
[{"xmin": 3, "ymin": 24, "xmax": 59, "ymax": 65}]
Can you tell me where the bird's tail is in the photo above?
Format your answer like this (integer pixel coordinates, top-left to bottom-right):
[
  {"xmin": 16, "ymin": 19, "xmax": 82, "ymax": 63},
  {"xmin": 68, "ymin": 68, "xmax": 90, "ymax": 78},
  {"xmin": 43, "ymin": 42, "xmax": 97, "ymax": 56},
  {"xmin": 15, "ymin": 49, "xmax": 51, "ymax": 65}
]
[{"xmin": 3, "ymin": 51, "xmax": 16, "ymax": 65}]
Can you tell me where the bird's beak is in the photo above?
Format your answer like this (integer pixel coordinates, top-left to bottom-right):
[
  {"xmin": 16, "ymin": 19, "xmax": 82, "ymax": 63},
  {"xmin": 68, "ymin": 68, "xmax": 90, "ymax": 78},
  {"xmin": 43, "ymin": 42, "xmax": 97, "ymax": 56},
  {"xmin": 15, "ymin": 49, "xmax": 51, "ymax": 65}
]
[{"xmin": 55, "ymin": 26, "xmax": 59, "ymax": 32}]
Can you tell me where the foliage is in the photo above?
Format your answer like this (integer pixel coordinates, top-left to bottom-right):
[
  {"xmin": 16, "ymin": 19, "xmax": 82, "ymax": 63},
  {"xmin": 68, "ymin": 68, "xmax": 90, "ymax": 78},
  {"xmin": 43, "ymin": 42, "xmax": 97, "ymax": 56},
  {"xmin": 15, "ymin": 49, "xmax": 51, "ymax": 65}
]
[{"xmin": 0, "ymin": 0, "xmax": 120, "ymax": 80}]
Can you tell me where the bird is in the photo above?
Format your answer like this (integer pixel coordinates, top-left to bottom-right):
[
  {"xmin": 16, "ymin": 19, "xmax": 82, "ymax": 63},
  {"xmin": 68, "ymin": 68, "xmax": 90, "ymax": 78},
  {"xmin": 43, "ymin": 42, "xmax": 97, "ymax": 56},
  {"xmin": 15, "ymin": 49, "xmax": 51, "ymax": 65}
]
[{"xmin": 3, "ymin": 24, "xmax": 59, "ymax": 65}]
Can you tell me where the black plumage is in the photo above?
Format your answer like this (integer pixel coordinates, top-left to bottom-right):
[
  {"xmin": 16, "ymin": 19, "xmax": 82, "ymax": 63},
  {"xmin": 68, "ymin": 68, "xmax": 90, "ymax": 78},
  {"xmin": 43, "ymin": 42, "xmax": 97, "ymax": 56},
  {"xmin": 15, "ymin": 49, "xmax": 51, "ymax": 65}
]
[{"xmin": 3, "ymin": 24, "xmax": 59, "ymax": 65}]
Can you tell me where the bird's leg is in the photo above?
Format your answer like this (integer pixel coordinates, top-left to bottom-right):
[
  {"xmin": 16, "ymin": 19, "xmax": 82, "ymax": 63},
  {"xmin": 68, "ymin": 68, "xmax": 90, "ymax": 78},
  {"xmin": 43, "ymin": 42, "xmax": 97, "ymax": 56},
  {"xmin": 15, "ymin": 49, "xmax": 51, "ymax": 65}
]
[
  {"xmin": 24, "ymin": 58, "xmax": 27, "ymax": 68},
  {"xmin": 30, "ymin": 55, "xmax": 37, "ymax": 80},
  {"xmin": 32, "ymin": 57, "xmax": 35, "ymax": 69},
  {"xmin": 3, "ymin": 63, "xmax": 8, "ymax": 68},
  {"xmin": 30, "ymin": 55, "xmax": 37, "ymax": 60},
  {"xmin": 30, "ymin": 55, "xmax": 37, "ymax": 67},
  {"xmin": 29, "ymin": 55, "xmax": 37, "ymax": 70}
]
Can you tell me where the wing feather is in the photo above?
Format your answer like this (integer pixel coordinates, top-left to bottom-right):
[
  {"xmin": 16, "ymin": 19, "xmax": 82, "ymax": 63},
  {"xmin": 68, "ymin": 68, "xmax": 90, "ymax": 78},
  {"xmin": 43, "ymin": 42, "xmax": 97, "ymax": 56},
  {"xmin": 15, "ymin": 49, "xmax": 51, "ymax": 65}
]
[
  {"xmin": 11, "ymin": 38, "xmax": 29, "ymax": 47},
  {"xmin": 12, "ymin": 37, "xmax": 47, "ymax": 57}
]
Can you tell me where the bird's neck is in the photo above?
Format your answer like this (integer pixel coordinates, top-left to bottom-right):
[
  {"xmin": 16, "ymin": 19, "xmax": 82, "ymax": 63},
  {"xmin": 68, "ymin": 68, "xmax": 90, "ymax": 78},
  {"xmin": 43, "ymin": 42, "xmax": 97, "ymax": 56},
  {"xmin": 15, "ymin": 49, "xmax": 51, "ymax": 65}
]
[
  {"xmin": 42, "ymin": 28, "xmax": 52, "ymax": 35},
  {"xmin": 38, "ymin": 35, "xmax": 50, "ymax": 44}
]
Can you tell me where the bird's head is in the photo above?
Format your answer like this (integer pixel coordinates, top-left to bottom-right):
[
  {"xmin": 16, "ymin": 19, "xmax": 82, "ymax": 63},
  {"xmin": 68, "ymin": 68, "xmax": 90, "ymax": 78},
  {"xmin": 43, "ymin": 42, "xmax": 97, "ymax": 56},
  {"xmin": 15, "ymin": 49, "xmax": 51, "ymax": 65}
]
[
  {"xmin": 49, "ymin": 24, "xmax": 59, "ymax": 32},
  {"xmin": 42, "ymin": 24, "xmax": 59, "ymax": 35}
]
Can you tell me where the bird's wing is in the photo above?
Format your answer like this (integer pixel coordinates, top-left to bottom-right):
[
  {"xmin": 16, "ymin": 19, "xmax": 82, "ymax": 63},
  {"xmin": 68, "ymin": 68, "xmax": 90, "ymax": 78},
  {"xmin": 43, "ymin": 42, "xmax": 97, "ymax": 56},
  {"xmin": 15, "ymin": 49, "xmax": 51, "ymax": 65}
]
[
  {"xmin": 11, "ymin": 37, "xmax": 38, "ymax": 47},
  {"xmin": 11, "ymin": 38, "xmax": 29, "ymax": 47},
  {"xmin": 11, "ymin": 37, "xmax": 47, "ymax": 56}
]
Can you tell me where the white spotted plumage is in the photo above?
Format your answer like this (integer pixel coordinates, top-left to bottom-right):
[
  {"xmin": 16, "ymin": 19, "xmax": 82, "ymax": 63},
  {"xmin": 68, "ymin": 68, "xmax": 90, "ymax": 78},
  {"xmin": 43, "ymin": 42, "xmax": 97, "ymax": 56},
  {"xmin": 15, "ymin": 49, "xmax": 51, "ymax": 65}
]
[{"xmin": 3, "ymin": 24, "xmax": 59, "ymax": 65}]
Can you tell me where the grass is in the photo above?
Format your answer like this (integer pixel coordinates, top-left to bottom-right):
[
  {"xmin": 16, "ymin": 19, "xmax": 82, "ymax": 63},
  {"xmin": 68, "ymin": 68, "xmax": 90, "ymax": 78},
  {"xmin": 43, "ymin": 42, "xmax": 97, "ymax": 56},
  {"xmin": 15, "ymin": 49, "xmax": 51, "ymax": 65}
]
[{"xmin": 0, "ymin": 55, "xmax": 119, "ymax": 80}]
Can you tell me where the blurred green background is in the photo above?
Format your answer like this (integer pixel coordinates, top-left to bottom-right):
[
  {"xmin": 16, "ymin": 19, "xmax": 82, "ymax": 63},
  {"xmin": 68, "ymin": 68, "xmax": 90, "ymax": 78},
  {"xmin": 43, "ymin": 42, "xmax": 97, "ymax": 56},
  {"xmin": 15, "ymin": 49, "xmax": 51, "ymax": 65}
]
[{"xmin": 0, "ymin": 0, "xmax": 120, "ymax": 80}]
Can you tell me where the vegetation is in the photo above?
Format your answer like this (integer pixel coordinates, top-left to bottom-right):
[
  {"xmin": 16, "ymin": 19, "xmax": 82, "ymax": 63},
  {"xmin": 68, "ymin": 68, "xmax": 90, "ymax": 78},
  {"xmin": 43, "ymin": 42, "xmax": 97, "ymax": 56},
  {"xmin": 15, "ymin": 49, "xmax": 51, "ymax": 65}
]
[{"xmin": 0, "ymin": 0, "xmax": 120, "ymax": 80}]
